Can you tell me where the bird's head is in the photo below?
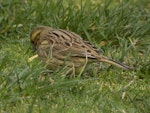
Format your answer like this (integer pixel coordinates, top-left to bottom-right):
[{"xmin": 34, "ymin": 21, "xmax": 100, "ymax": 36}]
[
  {"xmin": 30, "ymin": 26, "xmax": 47, "ymax": 45},
  {"xmin": 30, "ymin": 26, "xmax": 48, "ymax": 52}
]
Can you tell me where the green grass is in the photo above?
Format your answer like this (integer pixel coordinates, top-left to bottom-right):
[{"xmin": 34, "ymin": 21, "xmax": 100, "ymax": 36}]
[{"xmin": 0, "ymin": 0, "xmax": 150, "ymax": 113}]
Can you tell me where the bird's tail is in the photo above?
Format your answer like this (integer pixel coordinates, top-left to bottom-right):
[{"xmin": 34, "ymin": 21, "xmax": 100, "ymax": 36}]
[{"xmin": 97, "ymin": 56, "xmax": 134, "ymax": 70}]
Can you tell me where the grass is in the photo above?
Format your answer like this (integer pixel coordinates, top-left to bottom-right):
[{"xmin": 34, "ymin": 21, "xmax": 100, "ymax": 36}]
[{"xmin": 0, "ymin": 0, "xmax": 150, "ymax": 112}]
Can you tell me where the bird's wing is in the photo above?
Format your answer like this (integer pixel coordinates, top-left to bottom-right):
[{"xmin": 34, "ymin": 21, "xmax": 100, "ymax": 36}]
[{"xmin": 43, "ymin": 29, "xmax": 101, "ymax": 59}]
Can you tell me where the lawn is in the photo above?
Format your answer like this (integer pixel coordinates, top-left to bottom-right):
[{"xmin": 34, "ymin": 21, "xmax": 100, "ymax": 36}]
[{"xmin": 0, "ymin": 0, "xmax": 150, "ymax": 113}]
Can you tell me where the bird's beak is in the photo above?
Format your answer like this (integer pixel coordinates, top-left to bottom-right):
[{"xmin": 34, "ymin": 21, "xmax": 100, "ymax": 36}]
[{"xmin": 31, "ymin": 45, "xmax": 36, "ymax": 53}]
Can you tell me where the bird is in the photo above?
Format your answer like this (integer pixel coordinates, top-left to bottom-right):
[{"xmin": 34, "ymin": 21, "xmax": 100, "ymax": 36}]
[{"xmin": 30, "ymin": 26, "xmax": 134, "ymax": 76}]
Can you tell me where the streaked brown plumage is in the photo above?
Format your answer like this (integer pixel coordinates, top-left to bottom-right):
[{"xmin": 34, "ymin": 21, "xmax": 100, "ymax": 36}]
[{"xmin": 30, "ymin": 26, "xmax": 134, "ymax": 75}]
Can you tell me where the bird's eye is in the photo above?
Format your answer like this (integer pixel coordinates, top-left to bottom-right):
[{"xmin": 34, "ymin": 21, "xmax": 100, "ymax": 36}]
[{"xmin": 31, "ymin": 40, "xmax": 35, "ymax": 45}]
